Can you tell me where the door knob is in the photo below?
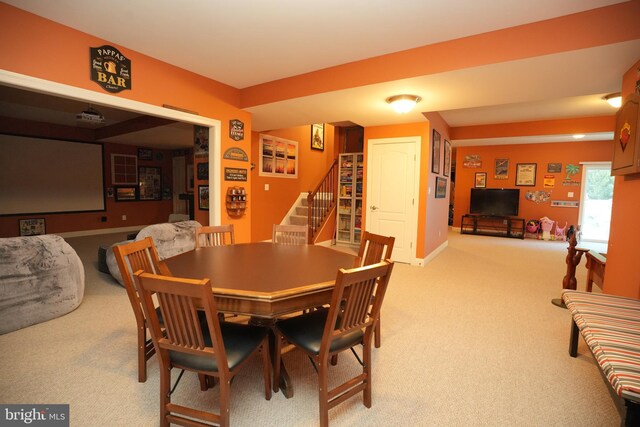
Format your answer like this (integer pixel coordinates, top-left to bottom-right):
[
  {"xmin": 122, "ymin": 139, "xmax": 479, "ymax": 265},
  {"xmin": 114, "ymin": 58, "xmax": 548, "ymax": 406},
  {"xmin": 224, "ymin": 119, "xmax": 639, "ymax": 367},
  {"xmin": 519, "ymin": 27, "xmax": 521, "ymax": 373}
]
[{"xmin": 370, "ymin": 205, "xmax": 379, "ymax": 210}]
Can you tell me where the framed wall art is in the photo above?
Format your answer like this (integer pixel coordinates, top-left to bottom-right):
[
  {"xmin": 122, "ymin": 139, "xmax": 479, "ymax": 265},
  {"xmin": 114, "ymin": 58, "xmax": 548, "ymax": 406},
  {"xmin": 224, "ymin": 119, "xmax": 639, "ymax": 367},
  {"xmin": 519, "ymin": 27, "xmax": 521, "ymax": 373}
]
[
  {"xmin": 19, "ymin": 218, "xmax": 46, "ymax": 236},
  {"xmin": 495, "ymin": 158, "xmax": 509, "ymax": 179},
  {"xmin": 435, "ymin": 176, "xmax": 447, "ymax": 198},
  {"xmin": 115, "ymin": 186, "xmax": 137, "ymax": 201},
  {"xmin": 138, "ymin": 166, "xmax": 161, "ymax": 200},
  {"xmin": 259, "ymin": 134, "xmax": 298, "ymax": 178},
  {"xmin": 197, "ymin": 162, "xmax": 208, "ymax": 180},
  {"xmin": 475, "ymin": 172, "xmax": 487, "ymax": 188},
  {"xmin": 516, "ymin": 163, "xmax": 537, "ymax": 186},
  {"xmin": 137, "ymin": 148, "xmax": 152, "ymax": 160},
  {"xmin": 443, "ymin": 139, "xmax": 451, "ymax": 177},
  {"xmin": 198, "ymin": 185, "xmax": 209, "ymax": 210},
  {"xmin": 311, "ymin": 123, "xmax": 324, "ymax": 151},
  {"xmin": 432, "ymin": 129, "xmax": 441, "ymax": 174}
]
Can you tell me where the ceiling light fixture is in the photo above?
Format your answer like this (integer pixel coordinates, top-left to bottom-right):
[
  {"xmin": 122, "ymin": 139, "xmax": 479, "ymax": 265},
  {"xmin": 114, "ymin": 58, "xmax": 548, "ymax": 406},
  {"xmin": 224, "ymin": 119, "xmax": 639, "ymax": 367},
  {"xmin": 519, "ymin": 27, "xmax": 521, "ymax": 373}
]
[
  {"xmin": 386, "ymin": 94, "xmax": 421, "ymax": 114},
  {"xmin": 572, "ymin": 134, "xmax": 586, "ymax": 139},
  {"xmin": 603, "ymin": 93, "xmax": 622, "ymax": 108}
]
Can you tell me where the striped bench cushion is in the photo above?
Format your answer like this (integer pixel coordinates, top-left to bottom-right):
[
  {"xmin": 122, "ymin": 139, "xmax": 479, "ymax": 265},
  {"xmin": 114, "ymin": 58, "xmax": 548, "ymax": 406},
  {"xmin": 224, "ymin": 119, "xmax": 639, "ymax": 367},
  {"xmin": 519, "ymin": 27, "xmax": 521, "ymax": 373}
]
[{"xmin": 562, "ymin": 290, "xmax": 640, "ymax": 403}]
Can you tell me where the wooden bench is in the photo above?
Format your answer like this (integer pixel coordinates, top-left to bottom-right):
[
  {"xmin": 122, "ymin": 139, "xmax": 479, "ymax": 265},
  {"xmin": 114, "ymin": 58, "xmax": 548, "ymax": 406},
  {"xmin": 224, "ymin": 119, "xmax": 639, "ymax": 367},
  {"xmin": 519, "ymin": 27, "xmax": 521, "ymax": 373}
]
[{"xmin": 562, "ymin": 290, "xmax": 640, "ymax": 426}]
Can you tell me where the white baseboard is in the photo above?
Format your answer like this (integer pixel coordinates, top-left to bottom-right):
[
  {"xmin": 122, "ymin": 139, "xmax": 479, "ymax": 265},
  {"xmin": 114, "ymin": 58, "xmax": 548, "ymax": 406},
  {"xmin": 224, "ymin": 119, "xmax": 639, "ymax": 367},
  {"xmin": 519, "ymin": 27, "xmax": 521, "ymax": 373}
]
[
  {"xmin": 56, "ymin": 225, "xmax": 146, "ymax": 239},
  {"xmin": 415, "ymin": 240, "xmax": 449, "ymax": 266}
]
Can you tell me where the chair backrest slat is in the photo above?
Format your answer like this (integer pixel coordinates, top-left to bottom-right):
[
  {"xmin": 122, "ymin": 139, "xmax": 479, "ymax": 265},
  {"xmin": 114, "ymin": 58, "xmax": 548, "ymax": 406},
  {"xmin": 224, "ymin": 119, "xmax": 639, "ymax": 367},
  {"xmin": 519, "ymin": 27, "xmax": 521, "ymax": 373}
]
[
  {"xmin": 195, "ymin": 224, "xmax": 235, "ymax": 248},
  {"xmin": 112, "ymin": 237, "xmax": 169, "ymax": 326},
  {"xmin": 135, "ymin": 272, "xmax": 227, "ymax": 365},
  {"xmin": 322, "ymin": 261, "xmax": 394, "ymax": 353},
  {"xmin": 272, "ymin": 224, "xmax": 308, "ymax": 245},
  {"xmin": 357, "ymin": 231, "xmax": 395, "ymax": 266}
]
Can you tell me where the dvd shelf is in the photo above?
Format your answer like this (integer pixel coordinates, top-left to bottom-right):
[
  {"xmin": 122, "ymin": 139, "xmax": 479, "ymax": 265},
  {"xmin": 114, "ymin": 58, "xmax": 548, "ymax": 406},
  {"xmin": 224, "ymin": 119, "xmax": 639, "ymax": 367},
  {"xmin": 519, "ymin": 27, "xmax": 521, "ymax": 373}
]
[{"xmin": 337, "ymin": 153, "xmax": 363, "ymax": 245}]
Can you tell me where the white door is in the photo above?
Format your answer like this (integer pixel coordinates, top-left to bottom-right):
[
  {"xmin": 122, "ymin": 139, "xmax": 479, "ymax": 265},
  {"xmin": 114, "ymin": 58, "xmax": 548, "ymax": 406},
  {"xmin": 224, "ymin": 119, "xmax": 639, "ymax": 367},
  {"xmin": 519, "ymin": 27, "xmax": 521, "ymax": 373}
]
[
  {"xmin": 578, "ymin": 162, "xmax": 614, "ymax": 243},
  {"xmin": 366, "ymin": 137, "xmax": 419, "ymax": 264}
]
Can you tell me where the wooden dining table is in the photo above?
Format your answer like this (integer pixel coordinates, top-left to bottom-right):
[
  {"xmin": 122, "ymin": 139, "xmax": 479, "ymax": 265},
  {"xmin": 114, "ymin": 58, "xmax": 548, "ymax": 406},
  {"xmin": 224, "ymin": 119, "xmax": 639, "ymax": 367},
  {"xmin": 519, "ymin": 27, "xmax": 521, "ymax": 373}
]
[{"xmin": 164, "ymin": 241, "xmax": 357, "ymax": 397}]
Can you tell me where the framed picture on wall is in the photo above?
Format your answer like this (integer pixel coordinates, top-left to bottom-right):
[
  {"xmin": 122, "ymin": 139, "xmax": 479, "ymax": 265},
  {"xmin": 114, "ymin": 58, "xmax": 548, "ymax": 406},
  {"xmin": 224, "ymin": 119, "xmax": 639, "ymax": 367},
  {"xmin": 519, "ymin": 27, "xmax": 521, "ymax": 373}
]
[
  {"xmin": 137, "ymin": 148, "xmax": 152, "ymax": 161},
  {"xmin": 435, "ymin": 176, "xmax": 447, "ymax": 198},
  {"xmin": 495, "ymin": 158, "xmax": 509, "ymax": 179},
  {"xmin": 475, "ymin": 172, "xmax": 487, "ymax": 188},
  {"xmin": 516, "ymin": 163, "xmax": 537, "ymax": 186},
  {"xmin": 197, "ymin": 162, "xmax": 208, "ymax": 180},
  {"xmin": 138, "ymin": 166, "xmax": 162, "ymax": 200},
  {"xmin": 432, "ymin": 129, "xmax": 441, "ymax": 174},
  {"xmin": 259, "ymin": 134, "xmax": 298, "ymax": 178},
  {"xmin": 198, "ymin": 185, "xmax": 209, "ymax": 210},
  {"xmin": 19, "ymin": 218, "xmax": 46, "ymax": 236},
  {"xmin": 443, "ymin": 139, "xmax": 451, "ymax": 177},
  {"xmin": 311, "ymin": 123, "xmax": 324, "ymax": 151}
]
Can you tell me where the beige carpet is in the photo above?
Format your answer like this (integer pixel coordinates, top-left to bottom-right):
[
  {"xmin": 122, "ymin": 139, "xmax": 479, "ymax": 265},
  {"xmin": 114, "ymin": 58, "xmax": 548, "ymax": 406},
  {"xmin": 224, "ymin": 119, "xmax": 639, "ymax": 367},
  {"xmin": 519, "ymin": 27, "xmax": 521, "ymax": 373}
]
[{"xmin": 0, "ymin": 231, "xmax": 621, "ymax": 426}]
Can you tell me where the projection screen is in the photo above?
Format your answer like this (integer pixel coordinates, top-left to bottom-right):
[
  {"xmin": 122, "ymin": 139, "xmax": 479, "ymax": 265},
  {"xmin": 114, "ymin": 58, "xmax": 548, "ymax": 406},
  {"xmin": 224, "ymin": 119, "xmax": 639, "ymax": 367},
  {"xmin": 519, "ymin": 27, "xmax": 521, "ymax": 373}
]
[{"xmin": 0, "ymin": 134, "xmax": 105, "ymax": 215}]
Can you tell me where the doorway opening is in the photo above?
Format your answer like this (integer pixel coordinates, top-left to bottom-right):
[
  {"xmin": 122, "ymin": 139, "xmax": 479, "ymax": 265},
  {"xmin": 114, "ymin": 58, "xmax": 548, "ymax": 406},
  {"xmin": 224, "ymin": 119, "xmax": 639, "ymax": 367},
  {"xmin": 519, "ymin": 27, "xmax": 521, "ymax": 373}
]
[{"xmin": 578, "ymin": 162, "xmax": 614, "ymax": 243}]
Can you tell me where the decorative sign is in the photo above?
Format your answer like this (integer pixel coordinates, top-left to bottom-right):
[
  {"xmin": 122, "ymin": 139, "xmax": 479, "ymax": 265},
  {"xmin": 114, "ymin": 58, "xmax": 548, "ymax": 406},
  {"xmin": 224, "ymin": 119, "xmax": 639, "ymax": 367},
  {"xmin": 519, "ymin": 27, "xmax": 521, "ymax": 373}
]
[
  {"xmin": 543, "ymin": 175, "xmax": 555, "ymax": 188},
  {"xmin": 224, "ymin": 167, "xmax": 247, "ymax": 181},
  {"xmin": 223, "ymin": 147, "xmax": 248, "ymax": 162},
  {"xmin": 547, "ymin": 163, "xmax": 562, "ymax": 173},
  {"xmin": 229, "ymin": 119, "xmax": 245, "ymax": 141},
  {"xmin": 525, "ymin": 190, "xmax": 551, "ymax": 203},
  {"xmin": 463, "ymin": 154, "xmax": 481, "ymax": 168},
  {"xmin": 90, "ymin": 45, "xmax": 131, "ymax": 93},
  {"xmin": 563, "ymin": 164, "xmax": 580, "ymax": 186},
  {"xmin": 551, "ymin": 200, "xmax": 579, "ymax": 208}
]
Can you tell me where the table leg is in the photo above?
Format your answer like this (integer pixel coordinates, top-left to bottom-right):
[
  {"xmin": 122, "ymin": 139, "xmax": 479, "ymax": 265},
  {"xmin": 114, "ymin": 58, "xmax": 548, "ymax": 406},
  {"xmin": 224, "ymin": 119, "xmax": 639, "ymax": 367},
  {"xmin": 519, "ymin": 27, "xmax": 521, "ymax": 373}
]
[{"xmin": 249, "ymin": 316, "xmax": 294, "ymax": 399}]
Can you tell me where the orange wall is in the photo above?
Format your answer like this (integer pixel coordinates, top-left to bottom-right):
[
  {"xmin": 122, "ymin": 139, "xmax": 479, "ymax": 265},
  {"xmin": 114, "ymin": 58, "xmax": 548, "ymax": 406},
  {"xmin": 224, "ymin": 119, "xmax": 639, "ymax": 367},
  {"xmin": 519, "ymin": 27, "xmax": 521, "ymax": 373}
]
[
  {"xmin": 250, "ymin": 125, "xmax": 336, "ymax": 241},
  {"xmin": 0, "ymin": 4, "xmax": 253, "ymax": 240},
  {"xmin": 604, "ymin": 59, "xmax": 640, "ymax": 298},
  {"xmin": 453, "ymin": 140, "xmax": 612, "ymax": 229}
]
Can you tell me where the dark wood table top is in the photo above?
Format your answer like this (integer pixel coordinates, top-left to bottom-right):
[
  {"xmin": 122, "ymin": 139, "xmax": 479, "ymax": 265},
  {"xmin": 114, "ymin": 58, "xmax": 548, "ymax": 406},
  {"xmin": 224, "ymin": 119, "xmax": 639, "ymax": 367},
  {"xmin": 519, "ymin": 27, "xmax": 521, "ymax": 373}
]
[{"xmin": 164, "ymin": 242, "xmax": 357, "ymax": 318}]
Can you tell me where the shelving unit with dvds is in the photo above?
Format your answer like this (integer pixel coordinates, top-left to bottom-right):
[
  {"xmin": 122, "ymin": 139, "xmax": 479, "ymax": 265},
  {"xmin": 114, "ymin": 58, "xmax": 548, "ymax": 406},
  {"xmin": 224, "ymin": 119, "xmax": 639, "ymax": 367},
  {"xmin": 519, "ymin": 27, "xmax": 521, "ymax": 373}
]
[{"xmin": 337, "ymin": 153, "xmax": 363, "ymax": 245}]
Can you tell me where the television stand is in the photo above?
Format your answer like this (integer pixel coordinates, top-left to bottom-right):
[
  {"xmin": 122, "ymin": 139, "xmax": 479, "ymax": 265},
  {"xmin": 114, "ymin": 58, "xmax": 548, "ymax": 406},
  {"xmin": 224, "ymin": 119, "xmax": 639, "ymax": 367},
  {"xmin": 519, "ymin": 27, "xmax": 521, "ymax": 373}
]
[{"xmin": 461, "ymin": 215, "xmax": 525, "ymax": 239}]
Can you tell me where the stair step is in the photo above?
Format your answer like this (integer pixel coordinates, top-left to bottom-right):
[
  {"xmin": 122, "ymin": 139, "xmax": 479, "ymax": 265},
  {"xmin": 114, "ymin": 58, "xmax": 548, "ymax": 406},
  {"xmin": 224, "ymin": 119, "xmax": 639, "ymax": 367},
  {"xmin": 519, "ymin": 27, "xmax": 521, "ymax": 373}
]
[
  {"xmin": 289, "ymin": 215, "xmax": 308, "ymax": 226},
  {"xmin": 296, "ymin": 206, "xmax": 308, "ymax": 215}
]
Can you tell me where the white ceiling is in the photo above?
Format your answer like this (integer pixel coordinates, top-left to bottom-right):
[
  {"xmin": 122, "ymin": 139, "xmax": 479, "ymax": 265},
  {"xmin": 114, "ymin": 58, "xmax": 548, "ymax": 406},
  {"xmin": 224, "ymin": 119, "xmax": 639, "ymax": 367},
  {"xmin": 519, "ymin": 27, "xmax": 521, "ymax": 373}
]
[{"xmin": 2, "ymin": 0, "xmax": 637, "ymax": 146}]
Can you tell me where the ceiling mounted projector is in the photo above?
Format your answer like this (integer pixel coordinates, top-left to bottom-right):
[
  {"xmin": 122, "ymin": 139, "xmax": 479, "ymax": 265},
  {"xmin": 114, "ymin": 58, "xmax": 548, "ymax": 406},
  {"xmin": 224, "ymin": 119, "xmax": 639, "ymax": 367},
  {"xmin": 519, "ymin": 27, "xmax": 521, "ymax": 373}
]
[{"xmin": 76, "ymin": 106, "xmax": 105, "ymax": 125}]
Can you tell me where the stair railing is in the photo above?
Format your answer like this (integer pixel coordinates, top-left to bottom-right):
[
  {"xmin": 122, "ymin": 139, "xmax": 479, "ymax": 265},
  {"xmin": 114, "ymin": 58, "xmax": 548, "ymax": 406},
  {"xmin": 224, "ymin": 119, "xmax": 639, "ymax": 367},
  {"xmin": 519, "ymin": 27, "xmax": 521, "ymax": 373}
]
[{"xmin": 306, "ymin": 158, "xmax": 338, "ymax": 243}]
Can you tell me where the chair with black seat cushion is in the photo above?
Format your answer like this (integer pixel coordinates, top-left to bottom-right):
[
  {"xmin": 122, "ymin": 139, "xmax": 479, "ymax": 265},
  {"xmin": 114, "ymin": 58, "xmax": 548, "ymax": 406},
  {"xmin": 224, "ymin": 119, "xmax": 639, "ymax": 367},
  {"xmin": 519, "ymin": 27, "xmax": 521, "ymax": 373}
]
[
  {"xmin": 195, "ymin": 224, "xmax": 235, "ymax": 248},
  {"xmin": 134, "ymin": 272, "xmax": 271, "ymax": 427},
  {"xmin": 113, "ymin": 237, "xmax": 172, "ymax": 383},
  {"xmin": 272, "ymin": 224, "xmax": 308, "ymax": 245},
  {"xmin": 273, "ymin": 260, "xmax": 394, "ymax": 427},
  {"xmin": 356, "ymin": 231, "xmax": 395, "ymax": 348}
]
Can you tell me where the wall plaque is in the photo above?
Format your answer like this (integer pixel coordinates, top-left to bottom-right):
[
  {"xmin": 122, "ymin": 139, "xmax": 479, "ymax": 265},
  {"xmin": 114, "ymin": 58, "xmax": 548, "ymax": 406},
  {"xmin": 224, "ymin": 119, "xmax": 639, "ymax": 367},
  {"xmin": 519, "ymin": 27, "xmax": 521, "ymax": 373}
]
[
  {"xmin": 223, "ymin": 147, "xmax": 248, "ymax": 162},
  {"xmin": 229, "ymin": 119, "xmax": 245, "ymax": 141},
  {"xmin": 224, "ymin": 167, "xmax": 247, "ymax": 181},
  {"xmin": 90, "ymin": 45, "xmax": 131, "ymax": 93}
]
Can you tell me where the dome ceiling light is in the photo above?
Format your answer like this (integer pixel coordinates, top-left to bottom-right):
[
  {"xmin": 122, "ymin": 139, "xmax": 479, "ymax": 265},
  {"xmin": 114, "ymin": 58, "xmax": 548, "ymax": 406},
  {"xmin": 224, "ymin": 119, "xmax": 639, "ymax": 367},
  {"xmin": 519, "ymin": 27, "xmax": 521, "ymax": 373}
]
[{"xmin": 386, "ymin": 94, "xmax": 421, "ymax": 114}]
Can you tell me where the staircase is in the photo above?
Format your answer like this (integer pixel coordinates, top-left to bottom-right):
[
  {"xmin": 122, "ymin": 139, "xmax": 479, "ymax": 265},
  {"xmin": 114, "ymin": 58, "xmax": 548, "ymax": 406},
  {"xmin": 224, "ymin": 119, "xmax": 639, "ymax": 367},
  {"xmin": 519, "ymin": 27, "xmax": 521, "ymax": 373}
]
[
  {"xmin": 282, "ymin": 193, "xmax": 333, "ymax": 227},
  {"xmin": 280, "ymin": 159, "xmax": 339, "ymax": 243}
]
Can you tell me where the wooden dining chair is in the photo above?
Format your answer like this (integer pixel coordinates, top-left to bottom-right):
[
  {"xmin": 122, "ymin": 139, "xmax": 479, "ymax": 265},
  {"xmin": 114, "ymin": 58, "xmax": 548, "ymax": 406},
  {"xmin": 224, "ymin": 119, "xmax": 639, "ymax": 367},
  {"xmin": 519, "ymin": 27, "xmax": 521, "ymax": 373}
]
[
  {"xmin": 273, "ymin": 261, "xmax": 394, "ymax": 427},
  {"xmin": 134, "ymin": 272, "xmax": 272, "ymax": 427},
  {"xmin": 113, "ymin": 237, "xmax": 171, "ymax": 383},
  {"xmin": 357, "ymin": 231, "xmax": 395, "ymax": 348},
  {"xmin": 195, "ymin": 224, "xmax": 235, "ymax": 248},
  {"xmin": 272, "ymin": 224, "xmax": 308, "ymax": 245}
]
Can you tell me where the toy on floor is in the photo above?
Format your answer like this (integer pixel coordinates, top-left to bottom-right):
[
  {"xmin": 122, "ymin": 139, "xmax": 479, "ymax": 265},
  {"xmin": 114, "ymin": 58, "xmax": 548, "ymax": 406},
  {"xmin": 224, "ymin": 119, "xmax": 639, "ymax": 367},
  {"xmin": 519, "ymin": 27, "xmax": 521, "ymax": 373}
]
[
  {"xmin": 525, "ymin": 219, "xmax": 540, "ymax": 239},
  {"xmin": 554, "ymin": 222, "xmax": 568, "ymax": 241},
  {"xmin": 539, "ymin": 217, "xmax": 555, "ymax": 241}
]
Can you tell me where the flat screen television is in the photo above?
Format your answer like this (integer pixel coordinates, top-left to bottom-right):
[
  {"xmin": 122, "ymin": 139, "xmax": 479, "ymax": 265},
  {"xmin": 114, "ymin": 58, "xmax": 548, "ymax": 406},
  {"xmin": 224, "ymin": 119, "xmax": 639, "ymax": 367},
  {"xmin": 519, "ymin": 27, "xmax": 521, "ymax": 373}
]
[{"xmin": 470, "ymin": 188, "xmax": 520, "ymax": 217}]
